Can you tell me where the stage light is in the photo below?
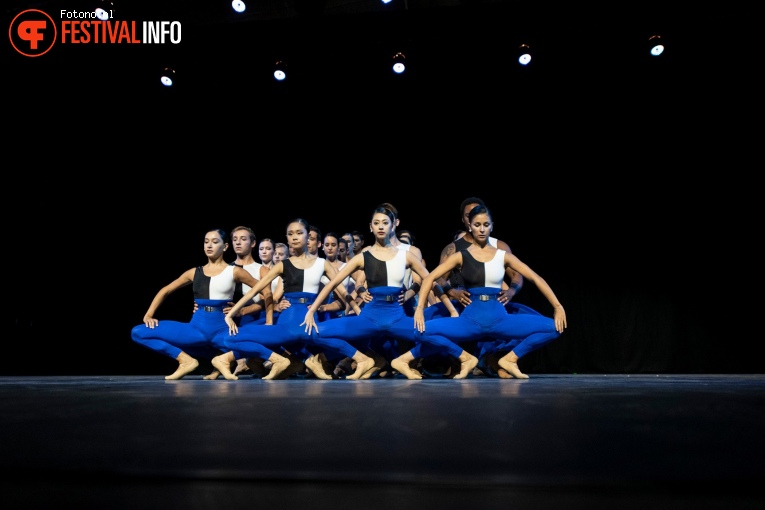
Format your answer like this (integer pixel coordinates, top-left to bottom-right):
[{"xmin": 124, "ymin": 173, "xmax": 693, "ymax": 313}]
[
  {"xmin": 273, "ymin": 60, "xmax": 288, "ymax": 81},
  {"xmin": 392, "ymin": 52, "xmax": 406, "ymax": 74},
  {"xmin": 517, "ymin": 43, "xmax": 532, "ymax": 66},
  {"xmin": 160, "ymin": 67, "xmax": 176, "ymax": 87},
  {"xmin": 94, "ymin": 0, "xmax": 115, "ymax": 21},
  {"xmin": 647, "ymin": 35, "xmax": 665, "ymax": 56},
  {"xmin": 231, "ymin": 0, "xmax": 246, "ymax": 14}
]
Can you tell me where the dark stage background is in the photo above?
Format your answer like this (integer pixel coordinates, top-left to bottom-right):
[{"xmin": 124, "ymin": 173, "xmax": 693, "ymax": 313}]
[{"xmin": 6, "ymin": 2, "xmax": 759, "ymax": 376}]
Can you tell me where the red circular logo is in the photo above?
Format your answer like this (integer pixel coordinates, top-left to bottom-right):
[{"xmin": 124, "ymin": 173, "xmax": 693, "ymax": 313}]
[{"xmin": 9, "ymin": 9, "xmax": 57, "ymax": 57}]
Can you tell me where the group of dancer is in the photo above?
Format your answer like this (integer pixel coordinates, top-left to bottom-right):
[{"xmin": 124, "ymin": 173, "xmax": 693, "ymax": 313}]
[{"xmin": 131, "ymin": 198, "xmax": 567, "ymax": 381}]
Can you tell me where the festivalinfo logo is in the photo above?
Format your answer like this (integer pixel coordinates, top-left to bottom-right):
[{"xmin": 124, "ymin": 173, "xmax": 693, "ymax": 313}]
[{"xmin": 9, "ymin": 8, "xmax": 181, "ymax": 57}]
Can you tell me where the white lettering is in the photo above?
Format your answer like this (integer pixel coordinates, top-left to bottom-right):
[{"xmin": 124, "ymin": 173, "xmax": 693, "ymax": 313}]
[
  {"xmin": 143, "ymin": 21, "xmax": 181, "ymax": 44},
  {"xmin": 60, "ymin": 10, "xmax": 98, "ymax": 19}
]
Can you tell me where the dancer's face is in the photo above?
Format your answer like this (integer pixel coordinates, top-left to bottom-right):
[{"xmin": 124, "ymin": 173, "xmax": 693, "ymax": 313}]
[
  {"xmin": 370, "ymin": 212, "xmax": 393, "ymax": 242},
  {"xmin": 231, "ymin": 229, "xmax": 255, "ymax": 257},
  {"xmin": 469, "ymin": 213, "xmax": 493, "ymax": 242},
  {"xmin": 286, "ymin": 222, "xmax": 308, "ymax": 251},
  {"xmin": 323, "ymin": 236, "xmax": 339, "ymax": 260},
  {"xmin": 259, "ymin": 241, "xmax": 274, "ymax": 263},
  {"xmin": 204, "ymin": 231, "xmax": 227, "ymax": 257}
]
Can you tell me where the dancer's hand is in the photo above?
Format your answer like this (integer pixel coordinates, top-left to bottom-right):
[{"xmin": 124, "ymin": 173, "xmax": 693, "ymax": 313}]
[
  {"xmin": 302, "ymin": 312, "xmax": 318, "ymax": 334},
  {"xmin": 225, "ymin": 316, "xmax": 239, "ymax": 336},
  {"xmin": 143, "ymin": 315, "xmax": 159, "ymax": 328},
  {"xmin": 554, "ymin": 305, "xmax": 567, "ymax": 333},
  {"xmin": 452, "ymin": 289, "xmax": 472, "ymax": 308},
  {"xmin": 414, "ymin": 309, "xmax": 426, "ymax": 333}
]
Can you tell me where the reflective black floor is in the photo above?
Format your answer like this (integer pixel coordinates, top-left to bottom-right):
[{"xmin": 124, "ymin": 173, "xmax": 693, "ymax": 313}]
[{"xmin": 1, "ymin": 375, "xmax": 763, "ymax": 509}]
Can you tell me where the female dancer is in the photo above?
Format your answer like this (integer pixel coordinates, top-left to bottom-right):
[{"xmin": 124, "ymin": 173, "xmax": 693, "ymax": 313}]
[
  {"xmin": 211, "ymin": 218, "xmax": 375, "ymax": 381},
  {"xmin": 301, "ymin": 207, "xmax": 472, "ymax": 380},
  {"xmin": 258, "ymin": 238, "xmax": 275, "ymax": 268},
  {"xmin": 131, "ymin": 228, "xmax": 272, "ymax": 380},
  {"xmin": 399, "ymin": 204, "xmax": 567, "ymax": 379}
]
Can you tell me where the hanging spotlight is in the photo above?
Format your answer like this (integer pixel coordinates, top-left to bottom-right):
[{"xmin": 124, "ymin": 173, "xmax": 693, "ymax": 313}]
[
  {"xmin": 517, "ymin": 43, "xmax": 532, "ymax": 66},
  {"xmin": 391, "ymin": 52, "xmax": 406, "ymax": 75},
  {"xmin": 647, "ymin": 35, "xmax": 665, "ymax": 57},
  {"xmin": 231, "ymin": 0, "xmax": 246, "ymax": 14},
  {"xmin": 273, "ymin": 60, "xmax": 288, "ymax": 82},
  {"xmin": 94, "ymin": 0, "xmax": 115, "ymax": 21},
  {"xmin": 159, "ymin": 67, "xmax": 176, "ymax": 87}
]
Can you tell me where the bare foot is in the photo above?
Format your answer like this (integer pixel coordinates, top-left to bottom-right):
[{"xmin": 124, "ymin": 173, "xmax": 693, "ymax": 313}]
[
  {"xmin": 360, "ymin": 351, "xmax": 387, "ymax": 379},
  {"xmin": 360, "ymin": 366, "xmax": 379, "ymax": 379},
  {"xmin": 347, "ymin": 357, "xmax": 375, "ymax": 380},
  {"xmin": 165, "ymin": 357, "xmax": 199, "ymax": 380},
  {"xmin": 305, "ymin": 355, "xmax": 333, "ymax": 380},
  {"xmin": 275, "ymin": 353, "xmax": 305, "ymax": 379},
  {"xmin": 212, "ymin": 355, "xmax": 238, "ymax": 380},
  {"xmin": 203, "ymin": 370, "xmax": 221, "ymax": 380},
  {"xmin": 232, "ymin": 359, "xmax": 251, "ymax": 377},
  {"xmin": 497, "ymin": 368, "xmax": 514, "ymax": 379},
  {"xmin": 391, "ymin": 357, "xmax": 423, "ymax": 380},
  {"xmin": 453, "ymin": 354, "xmax": 478, "ymax": 380},
  {"xmin": 498, "ymin": 357, "xmax": 529, "ymax": 379},
  {"xmin": 262, "ymin": 355, "xmax": 290, "ymax": 380}
]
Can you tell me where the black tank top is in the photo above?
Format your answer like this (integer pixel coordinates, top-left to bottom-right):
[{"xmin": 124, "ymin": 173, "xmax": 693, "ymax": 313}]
[{"xmin": 448, "ymin": 237, "xmax": 472, "ymax": 288}]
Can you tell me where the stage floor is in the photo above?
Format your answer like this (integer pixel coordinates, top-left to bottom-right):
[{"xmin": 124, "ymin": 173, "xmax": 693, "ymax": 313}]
[{"xmin": 1, "ymin": 374, "xmax": 763, "ymax": 509}]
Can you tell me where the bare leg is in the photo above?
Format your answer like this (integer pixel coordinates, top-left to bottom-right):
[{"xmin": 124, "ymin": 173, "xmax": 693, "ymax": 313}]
[
  {"xmin": 498, "ymin": 351, "xmax": 529, "ymax": 379},
  {"xmin": 262, "ymin": 352, "xmax": 291, "ymax": 380},
  {"xmin": 453, "ymin": 350, "xmax": 478, "ymax": 380},
  {"xmin": 165, "ymin": 352, "xmax": 199, "ymax": 380},
  {"xmin": 347, "ymin": 351, "xmax": 375, "ymax": 380},
  {"xmin": 212, "ymin": 351, "xmax": 238, "ymax": 380},
  {"xmin": 391, "ymin": 351, "xmax": 423, "ymax": 380}
]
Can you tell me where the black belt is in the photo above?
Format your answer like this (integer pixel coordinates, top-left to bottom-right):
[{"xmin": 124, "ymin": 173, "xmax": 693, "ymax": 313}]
[
  {"xmin": 288, "ymin": 297, "xmax": 311, "ymax": 304},
  {"xmin": 202, "ymin": 305, "xmax": 224, "ymax": 312},
  {"xmin": 378, "ymin": 295, "xmax": 398, "ymax": 302},
  {"xmin": 477, "ymin": 294, "xmax": 499, "ymax": 301}
]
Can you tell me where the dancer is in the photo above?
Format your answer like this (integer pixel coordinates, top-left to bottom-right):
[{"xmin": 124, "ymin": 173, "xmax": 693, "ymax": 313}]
[
  {"xmin": 302, "ymin": 206, "xmax": 468, "ymax": 380},
  {"xmin": 131, "ymin": 228, "xmax": 266, "ymax": 380},
  {"xmin": 398, "ymin": 204, "xmax": 567, "ymax": 379},
  {"xmin": 211, "ymin": 218, "xmax": 375, "ymax": 381},
  {"xmin": 431, "ymin": 196, "xmax": 543, "ymax": 377}
]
